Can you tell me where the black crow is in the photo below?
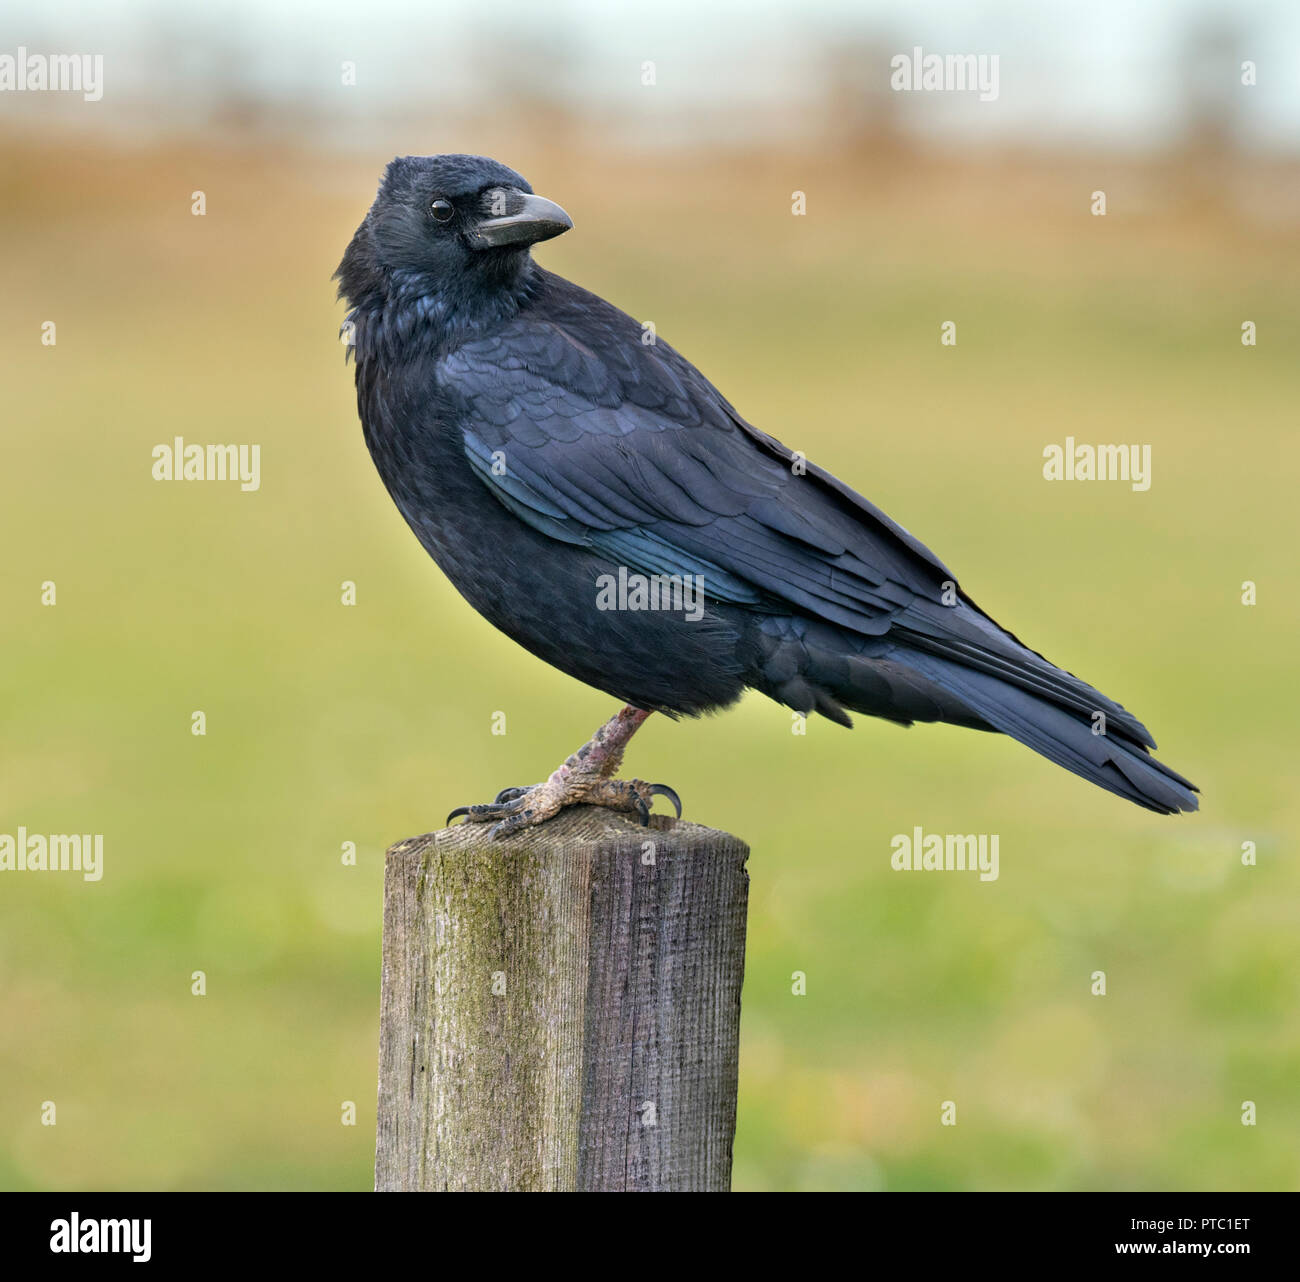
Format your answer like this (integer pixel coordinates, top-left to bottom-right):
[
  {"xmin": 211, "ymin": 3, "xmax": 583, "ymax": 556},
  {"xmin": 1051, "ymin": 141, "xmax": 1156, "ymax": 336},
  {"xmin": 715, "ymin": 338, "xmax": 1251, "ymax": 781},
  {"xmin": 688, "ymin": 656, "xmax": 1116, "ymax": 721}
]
[{"xmin": 336, "ymin": 154, "xmax": 1198, "ymax": 836}]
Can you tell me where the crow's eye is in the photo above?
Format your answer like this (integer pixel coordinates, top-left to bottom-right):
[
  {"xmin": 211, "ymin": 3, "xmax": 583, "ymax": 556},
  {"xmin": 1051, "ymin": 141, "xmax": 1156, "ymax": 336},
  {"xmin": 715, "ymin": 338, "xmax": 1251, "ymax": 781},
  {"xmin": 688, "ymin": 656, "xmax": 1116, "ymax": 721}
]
[{"xmin": 430, "ymin": 199, "xmax": 455, "ymax": 223}]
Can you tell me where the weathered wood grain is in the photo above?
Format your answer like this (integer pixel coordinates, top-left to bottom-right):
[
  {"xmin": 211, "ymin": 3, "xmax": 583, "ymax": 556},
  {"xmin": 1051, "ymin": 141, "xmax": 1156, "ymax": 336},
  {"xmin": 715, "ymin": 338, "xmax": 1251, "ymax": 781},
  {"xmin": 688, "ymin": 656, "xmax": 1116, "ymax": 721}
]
[{"xmin": 375, "ymin": 805, "xmax": 749, "ymax": 1192}]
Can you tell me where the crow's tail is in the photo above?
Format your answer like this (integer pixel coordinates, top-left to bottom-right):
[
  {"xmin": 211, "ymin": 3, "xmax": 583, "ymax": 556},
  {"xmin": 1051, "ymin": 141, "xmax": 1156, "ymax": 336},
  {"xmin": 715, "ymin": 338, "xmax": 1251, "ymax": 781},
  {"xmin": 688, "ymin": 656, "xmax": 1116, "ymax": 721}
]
[
  {"xmin": 898, "ymin": 651, "xmax": 1199, "ymax": 814},
  {"xmin": 749, "ymin": 613, "xmax": 1199, "ymax": 815}
]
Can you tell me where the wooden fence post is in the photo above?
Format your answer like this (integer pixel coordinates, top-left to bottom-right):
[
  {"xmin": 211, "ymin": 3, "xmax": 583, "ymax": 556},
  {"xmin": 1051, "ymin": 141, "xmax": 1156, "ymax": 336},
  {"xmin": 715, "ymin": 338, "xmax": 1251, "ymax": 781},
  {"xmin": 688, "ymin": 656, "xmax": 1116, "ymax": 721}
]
[{"xmin": 374, "ymin": 805, "xmax": 749, "ymax": 1192}]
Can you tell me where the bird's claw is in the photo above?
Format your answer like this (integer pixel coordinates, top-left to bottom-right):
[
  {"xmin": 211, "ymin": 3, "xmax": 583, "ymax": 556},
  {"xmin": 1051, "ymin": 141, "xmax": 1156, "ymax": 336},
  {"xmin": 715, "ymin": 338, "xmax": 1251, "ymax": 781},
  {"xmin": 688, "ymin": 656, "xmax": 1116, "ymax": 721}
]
[
  {"xmin": 492, "ymin": 784, "xmax": 538, "ymax": 805},
  {"xmin": 445, "ymin": 776, "xmax": 683, "ymax": 838},
  {"xmin": 647, "ymin": 783, "xmax": 682, "ymax": 819},
  {"xmin": 446, "ymin": 785, "xmax": 536, "ymax": 825}
]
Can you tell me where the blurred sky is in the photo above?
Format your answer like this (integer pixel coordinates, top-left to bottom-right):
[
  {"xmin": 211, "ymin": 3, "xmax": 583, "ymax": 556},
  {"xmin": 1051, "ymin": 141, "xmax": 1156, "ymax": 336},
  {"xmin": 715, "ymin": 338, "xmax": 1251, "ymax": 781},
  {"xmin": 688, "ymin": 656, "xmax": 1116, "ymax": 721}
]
[{"xmin": 4, "ymin": 0, "xmax": 1299, "ymax": 152}]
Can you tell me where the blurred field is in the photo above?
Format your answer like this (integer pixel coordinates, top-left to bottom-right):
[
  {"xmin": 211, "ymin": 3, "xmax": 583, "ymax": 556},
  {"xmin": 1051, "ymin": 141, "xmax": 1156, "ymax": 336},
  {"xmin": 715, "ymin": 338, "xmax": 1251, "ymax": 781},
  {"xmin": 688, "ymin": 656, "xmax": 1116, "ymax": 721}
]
[{"xmin": 1, "ymin": 130, "xmax": 1297, "ymax": 1191}]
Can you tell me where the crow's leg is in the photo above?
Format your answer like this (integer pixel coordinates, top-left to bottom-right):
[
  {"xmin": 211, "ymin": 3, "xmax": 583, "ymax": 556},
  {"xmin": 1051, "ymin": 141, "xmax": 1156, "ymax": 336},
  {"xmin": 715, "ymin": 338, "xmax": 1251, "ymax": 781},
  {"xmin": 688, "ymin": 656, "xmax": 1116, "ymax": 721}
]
[{"xmin": 447, "ymin": 704, "xmax": 682, "ymax": 839}]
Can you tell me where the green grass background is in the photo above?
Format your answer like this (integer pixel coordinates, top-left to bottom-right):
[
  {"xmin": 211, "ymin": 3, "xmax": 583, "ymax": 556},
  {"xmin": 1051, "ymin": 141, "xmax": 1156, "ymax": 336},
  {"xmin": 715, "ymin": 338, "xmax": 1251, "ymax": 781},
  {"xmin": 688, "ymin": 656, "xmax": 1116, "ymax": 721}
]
[{"xmin": 1, "ymin": 137, "xmax": 1296, "ymax": 1190}]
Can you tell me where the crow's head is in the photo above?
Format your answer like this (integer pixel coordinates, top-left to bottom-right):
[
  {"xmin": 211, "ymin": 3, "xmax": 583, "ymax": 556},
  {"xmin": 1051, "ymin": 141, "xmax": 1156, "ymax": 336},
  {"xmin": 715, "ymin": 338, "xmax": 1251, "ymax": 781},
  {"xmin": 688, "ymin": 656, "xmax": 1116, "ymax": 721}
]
[{"xmin": 336, "ymin": 154, "xmax": 571, "ymax": 311}]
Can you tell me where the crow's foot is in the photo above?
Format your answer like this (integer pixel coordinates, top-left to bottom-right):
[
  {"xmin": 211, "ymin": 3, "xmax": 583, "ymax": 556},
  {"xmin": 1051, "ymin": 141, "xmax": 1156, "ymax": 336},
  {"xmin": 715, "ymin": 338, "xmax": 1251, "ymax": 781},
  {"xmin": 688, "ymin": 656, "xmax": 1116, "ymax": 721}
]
[
  {"xmin": 445, "ymin": 705, "xmax": 682, "ymax": 839},
  {"xmin": 447, "ymin": 774, "xmax": 681, "ymax": 839}
]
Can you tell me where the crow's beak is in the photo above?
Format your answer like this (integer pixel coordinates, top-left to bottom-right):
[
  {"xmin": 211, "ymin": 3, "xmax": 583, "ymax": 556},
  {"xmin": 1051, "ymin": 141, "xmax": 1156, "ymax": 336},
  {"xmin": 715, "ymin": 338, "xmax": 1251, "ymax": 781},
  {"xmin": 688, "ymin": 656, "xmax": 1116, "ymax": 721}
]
[{"xmin": 468, "ymin": 189, "xmax": 573, "ymax": 250}]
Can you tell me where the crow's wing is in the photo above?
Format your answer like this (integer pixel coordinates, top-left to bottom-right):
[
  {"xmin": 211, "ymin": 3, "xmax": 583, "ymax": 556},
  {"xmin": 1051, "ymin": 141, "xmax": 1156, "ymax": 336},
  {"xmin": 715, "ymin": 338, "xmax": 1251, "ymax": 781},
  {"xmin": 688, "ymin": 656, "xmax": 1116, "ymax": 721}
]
[
  {"xmin": 438, "ymin": 279, "xmax": 1153, "ymax": 743},
  {"xmin": 441, "ymin": 310, "xmax": 950, "ymax": 630}
]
